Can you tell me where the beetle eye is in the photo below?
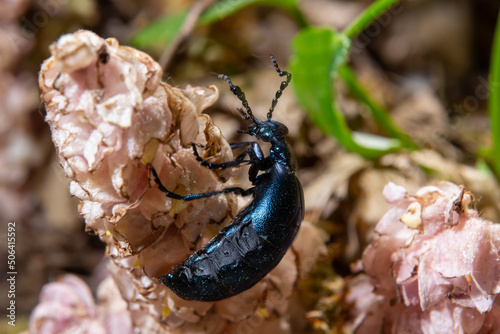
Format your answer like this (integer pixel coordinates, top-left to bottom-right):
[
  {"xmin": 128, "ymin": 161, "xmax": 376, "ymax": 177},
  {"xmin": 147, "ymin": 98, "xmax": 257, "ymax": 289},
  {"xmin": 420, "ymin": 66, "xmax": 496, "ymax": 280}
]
[{"xmin": 276, "ymin": 125, "xmax": 288, "ymax": 137}]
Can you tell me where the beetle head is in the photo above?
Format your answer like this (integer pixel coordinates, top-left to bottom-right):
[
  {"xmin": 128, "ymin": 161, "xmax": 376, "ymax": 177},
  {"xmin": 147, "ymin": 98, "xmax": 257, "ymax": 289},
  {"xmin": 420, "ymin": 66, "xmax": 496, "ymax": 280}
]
[{"xmin": 246, "ymin": 119, "xmax": 288, "ymax": 142}]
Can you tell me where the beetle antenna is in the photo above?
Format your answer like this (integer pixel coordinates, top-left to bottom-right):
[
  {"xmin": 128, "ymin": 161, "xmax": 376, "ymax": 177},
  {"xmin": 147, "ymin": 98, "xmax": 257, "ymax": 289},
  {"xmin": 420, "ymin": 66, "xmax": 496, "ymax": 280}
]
[
  {"xmin": 268, "ymin": 54, "xmax": 291, "ymax": 120},
  {"xmin": 218, "ymin": 74, "xmax": 256, "ymax": 122}
]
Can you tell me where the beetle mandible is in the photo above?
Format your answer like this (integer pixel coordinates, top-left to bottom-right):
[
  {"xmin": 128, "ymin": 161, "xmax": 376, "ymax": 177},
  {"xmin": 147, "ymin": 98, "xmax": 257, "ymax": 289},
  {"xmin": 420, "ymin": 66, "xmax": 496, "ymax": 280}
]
[{"xmin": 152, "ymin": 54, "xmax": 304, "ymax": 301}]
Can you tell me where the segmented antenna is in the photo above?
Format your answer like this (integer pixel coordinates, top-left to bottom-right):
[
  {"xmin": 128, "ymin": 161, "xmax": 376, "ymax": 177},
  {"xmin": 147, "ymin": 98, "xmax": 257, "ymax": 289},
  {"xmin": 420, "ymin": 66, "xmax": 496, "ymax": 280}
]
[
  {"xmin": 268, "ymin": 54, "xmax": 292, "ymax": 120},
  {"xmin": 217, "ymin": 74, "xmax": 255, "ymax": 122}
]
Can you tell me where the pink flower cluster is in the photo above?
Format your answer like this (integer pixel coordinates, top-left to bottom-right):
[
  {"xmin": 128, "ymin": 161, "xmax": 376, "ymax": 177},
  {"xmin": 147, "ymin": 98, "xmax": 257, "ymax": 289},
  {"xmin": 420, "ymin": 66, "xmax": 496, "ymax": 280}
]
[
  {"xmin": 348, "ymin": 182, "xmax": 500, "ymax": 333},
  {"xmin": 29, "ymin": 275, "xmax": 132, "ymax": 334}
]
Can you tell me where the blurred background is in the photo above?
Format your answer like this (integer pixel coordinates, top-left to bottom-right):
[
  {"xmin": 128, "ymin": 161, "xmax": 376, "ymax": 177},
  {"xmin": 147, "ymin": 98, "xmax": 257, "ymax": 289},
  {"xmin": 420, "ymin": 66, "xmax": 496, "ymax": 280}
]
[{"xmin": 1, "ymin": 0, "xmax": 500, "ymax": 332}]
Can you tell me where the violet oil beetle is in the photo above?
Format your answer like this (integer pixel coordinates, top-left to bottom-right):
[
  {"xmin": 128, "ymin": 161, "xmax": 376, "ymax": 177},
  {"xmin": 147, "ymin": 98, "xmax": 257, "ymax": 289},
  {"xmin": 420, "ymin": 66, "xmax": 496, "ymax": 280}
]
[{"xmin": 152, "ymin": 54, "xmax": 304, "ymax": 301}]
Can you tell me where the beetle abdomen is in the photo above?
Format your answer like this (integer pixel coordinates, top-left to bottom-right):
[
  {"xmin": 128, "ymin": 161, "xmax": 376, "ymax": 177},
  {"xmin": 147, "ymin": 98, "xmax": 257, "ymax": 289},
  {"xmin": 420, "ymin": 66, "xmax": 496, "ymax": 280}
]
[
  {"xmin": 160, "ymin": 218, "xmax": 284, "ymax": 301},
  {"xmin": 160, "ymin": 167, "xmax": 304, "ymax": 302}
]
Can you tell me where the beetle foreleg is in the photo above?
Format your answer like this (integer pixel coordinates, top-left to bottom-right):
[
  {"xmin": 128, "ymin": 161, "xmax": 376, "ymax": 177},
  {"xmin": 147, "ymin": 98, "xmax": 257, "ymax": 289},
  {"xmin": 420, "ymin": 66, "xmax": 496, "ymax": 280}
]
[
  {"xmin": 191, "ymin": 142, "xmax": 265, "ymax": 171},
  {"xmin": 191, "ymin": 143, "xmax": 251, "ymax": 170}
]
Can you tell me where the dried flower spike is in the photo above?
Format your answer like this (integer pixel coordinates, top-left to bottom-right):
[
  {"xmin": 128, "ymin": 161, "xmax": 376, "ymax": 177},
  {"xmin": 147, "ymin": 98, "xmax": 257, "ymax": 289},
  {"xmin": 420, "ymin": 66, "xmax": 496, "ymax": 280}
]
[{"xmin": 348, "ymin": 182, "xmax": 500, "ymax": 334}]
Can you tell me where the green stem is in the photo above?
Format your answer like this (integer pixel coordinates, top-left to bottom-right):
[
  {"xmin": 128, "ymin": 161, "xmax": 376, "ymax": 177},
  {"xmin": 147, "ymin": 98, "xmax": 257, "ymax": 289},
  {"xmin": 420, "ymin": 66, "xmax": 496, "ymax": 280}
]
[
  {"xmin": 343, "ymin": 0, "xmax": 401, "ymax": 40},
  {"xmin": 338, "ymin": 64, "xmax": 418, "ymax": 150},
  {"xmin": 489, "ymin": 10, "xmax": 500, "ymax": 163},
  {"xmin": 484, "ymin": 10, "xmax": 500, "ymax": 180},
  {"xmin": 282, "ymin": 4, "xmax": 309, "ymax": 28}
]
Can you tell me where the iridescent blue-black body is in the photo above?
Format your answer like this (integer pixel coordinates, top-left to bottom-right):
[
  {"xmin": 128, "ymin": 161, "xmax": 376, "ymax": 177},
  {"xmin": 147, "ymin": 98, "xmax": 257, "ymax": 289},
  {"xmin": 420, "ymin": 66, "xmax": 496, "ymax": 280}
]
[
  {"xmin": 160, "ymin": 153, "xmax": 304, "ymax": 301},
  {"xmin": 154, "ymin": 55, "xmax": 303, "ymax": 301}
]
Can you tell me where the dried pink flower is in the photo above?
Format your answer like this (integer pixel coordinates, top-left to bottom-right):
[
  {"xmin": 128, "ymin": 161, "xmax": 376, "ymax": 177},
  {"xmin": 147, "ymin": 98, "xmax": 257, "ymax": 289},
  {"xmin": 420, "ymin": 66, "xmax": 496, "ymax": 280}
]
[
  {"xmin": 348, "ymin": 182, "xmax": 500, "ymax": 334},
  {"xmin": 29, "ymin": 275, "xmax": 132, "ymax": 334},
  {"xmin": 39, "ymin": 29, "xmax": 234, "ymax": 254}
]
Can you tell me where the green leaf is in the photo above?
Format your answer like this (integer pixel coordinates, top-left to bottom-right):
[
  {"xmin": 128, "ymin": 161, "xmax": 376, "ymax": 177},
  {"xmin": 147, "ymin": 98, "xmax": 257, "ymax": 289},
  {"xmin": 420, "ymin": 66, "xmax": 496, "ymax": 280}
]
[
  {"xmin": 291, "ymin": 27, "xmax": 350, "ymax": 131},
  {"xmin": 131, "ymin": 11, "xmax": 188, "ymax": 50},
  {"xmin": 290, "ymin": 27, "xmax": 401, "ymax": 159},
  {"xmin": 131, "ymin": 0, "xmax": 306, "ymax": 50}
]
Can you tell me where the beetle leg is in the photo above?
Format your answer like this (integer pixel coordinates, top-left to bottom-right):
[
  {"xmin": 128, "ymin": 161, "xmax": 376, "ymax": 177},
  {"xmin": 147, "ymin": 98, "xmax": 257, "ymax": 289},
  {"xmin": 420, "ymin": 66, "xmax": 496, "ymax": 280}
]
[
  {"xmin": 191, "ymin": 142, "xmax": 265, "ymax": 170},
  {"xmin": 191, "ymin": 143, "xmax": 251, "ymax": 170},
  {"xmin": 151, "ymin": 167, "xmax": 255, "ymax": 202},
  {"xmin": 178, "ymin": 186, "xmax": 255, "ymax": 201},
  {"xmin": 229, "ymin": 141, "xmax": 255, "ymax": 149},
  {"xmin": 151, "ymin": 168, "xmax": 184, "ymax": 200}
]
